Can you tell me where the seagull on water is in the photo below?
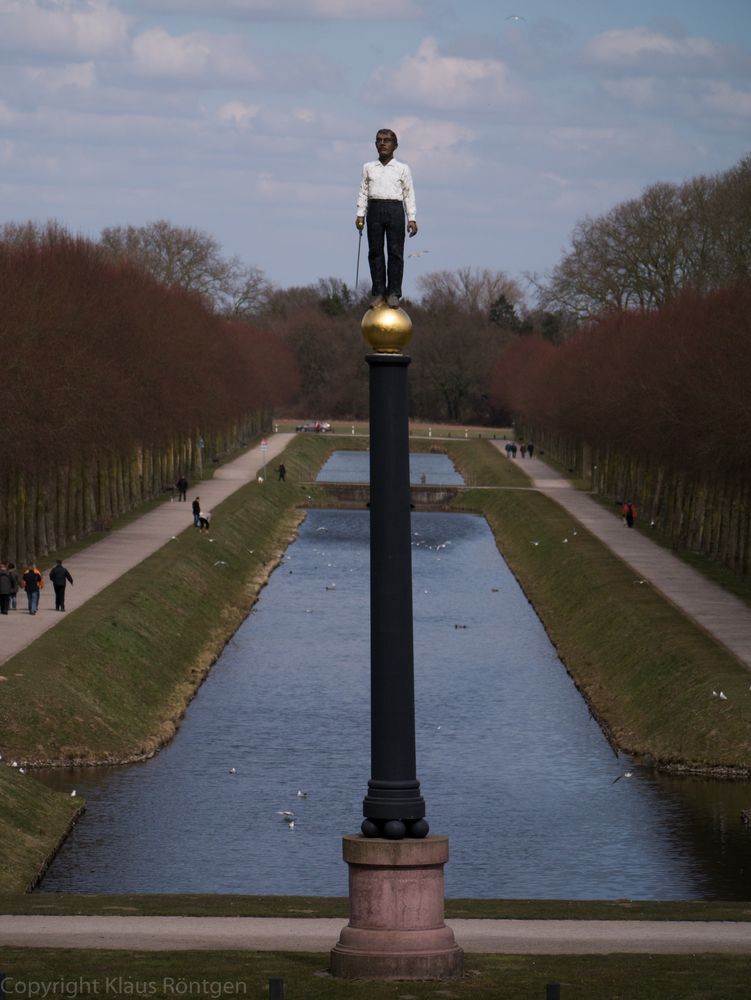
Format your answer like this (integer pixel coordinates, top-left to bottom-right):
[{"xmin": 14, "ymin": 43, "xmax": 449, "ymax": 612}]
[
  {"xmin": 229, "ymin": 767, "xmax": 237, "ymax": 774},
  {"xmin": 612, "ymin": 771, "xmax": 633, "ymax": 784},
  {"xmin": 296, "ymin": 789, "xmax": 308, "ymax": 799}
]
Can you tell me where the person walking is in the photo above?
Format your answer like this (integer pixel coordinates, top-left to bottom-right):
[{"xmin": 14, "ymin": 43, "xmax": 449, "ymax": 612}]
[
  {"xmin": 22, "ymin": 562, "xmax": 43, "ymax": 615},
  {"xmin": 0, "ymin": 563, "xmax": 12, "ymax": 615},
  {"xmin": 7, "ymin": 562, "xmax": 19, "ymax": 610},
  {"xmin": 623, "ymin": 501, "xmax": 637, "ymax": 528},
  {"xmin": 176, "ymin": 475, "xmax": 188, "ymax": 501},
  {"xmin": 278, "ymin": 463, "xmax": 286, "ymax": 482},
  {"xmin": 49, "ymin": 559, "xmax": 74, "ymax": 611},
  {"xmin": 192, "ymin": 497, "xmax": 201, "ymax": 527}
]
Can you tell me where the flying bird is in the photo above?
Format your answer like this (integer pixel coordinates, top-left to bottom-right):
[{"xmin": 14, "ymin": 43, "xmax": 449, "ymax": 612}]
[
  {"xmin": 505, "ymin": 14, "xmax": 526, "ymax": 21},
  {"xmin": 612, "ymin": 771, "xmax": 633, "ymax": 784}
]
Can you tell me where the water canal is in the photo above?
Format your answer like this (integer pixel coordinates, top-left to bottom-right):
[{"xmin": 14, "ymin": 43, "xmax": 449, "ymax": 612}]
[{"xmin": 37, "ymin": 454, "xmax": 751, "ymax": 898}]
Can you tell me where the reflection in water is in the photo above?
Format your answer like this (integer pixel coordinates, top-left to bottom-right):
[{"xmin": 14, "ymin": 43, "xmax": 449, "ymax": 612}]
[
  {"xmin": 316, "ymin": 450, "xmax": 463, "ymax": 485},
  {"xmin": 38, "ymin": 511, "xmax": 751, "ymax": 898}
]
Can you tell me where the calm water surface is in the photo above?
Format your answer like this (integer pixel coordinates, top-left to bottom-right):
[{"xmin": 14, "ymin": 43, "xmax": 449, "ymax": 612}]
[
  {"xmin": 38, "ymin": 508, "xmax": 751, "ymax": 898},
  {"xmin": 316, "ymin": 450, "xmax": 463, "ymax": 485}
]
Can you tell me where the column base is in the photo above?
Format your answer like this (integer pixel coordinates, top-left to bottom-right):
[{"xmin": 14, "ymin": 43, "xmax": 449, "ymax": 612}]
[{"xmin": 330, "ymin": 834, "xmax": 463, "ymax": 980}]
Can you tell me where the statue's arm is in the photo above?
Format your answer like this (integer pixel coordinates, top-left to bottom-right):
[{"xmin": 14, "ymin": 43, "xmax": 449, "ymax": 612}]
[{"xmin": 355, "ymin": 164, "xmax": 369, "ymax": 229}]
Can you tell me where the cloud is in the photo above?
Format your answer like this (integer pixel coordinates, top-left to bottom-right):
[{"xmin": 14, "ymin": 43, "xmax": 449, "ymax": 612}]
[
  {"xmin": 367, "ymin": 37, "xmax": 525, "ymax": 111},
  {"xmin": 136, "ymin": 0, "xmax": 422, "ymax": 18},
  {"xmin": 24, "ymin": 61, "xmax": 97, "ymax": 92},
  {"xmin": 0, "ymin": 0, "xmax": 129, "ymax": 57},
  {"xmin": 702, "ymin": 82, "xmax": 751, "ymax": 118},
  {"xmin": 585, "ymin": 27, "xmax": 721, "ymax": 67},
  {"xmin": 601, "ymin": 76, "xmax": 658, "ymax": 107},
  {"xmin": 132, "ymin": 27, "xmax": 260, "ymax": 82}
]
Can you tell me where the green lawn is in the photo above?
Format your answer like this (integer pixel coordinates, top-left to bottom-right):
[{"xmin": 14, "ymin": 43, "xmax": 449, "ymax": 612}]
[{"xmin": 0, "ymin": 949, "xmax": 749, "ymax": 999}]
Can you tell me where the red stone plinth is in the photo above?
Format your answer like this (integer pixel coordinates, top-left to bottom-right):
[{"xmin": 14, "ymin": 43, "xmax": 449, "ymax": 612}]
[{"xmin": 330, "ymin": 834, "xmax": 464, "ymax": 980}]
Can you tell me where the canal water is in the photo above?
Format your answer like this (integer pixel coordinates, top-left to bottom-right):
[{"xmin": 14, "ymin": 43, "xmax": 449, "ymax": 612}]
[{"xmin": 37, "ymin": 457, "xmax": 751, "ymax": 898}]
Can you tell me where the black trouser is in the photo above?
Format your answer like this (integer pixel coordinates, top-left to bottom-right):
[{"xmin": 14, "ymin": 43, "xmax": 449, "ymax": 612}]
[
  {"xmin": 54, "ymin": 584, "xmax": 66, "ymax": 610},
  {"xmin": 366, "ymin": 199, "xmax": 405, "ymax": 298},
  {"xmin": 0, "ymin": 594, "xmax": 9, "ymax": 614}
]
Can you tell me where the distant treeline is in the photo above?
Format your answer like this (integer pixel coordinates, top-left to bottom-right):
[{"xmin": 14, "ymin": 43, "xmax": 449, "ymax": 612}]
[
  {"xmin": 491, "ymin": 284, "xmax": 751, "ymax": 574},
  {"xmin": 0, "ymin": 227, "xmax": 297, "ymax": 562}
]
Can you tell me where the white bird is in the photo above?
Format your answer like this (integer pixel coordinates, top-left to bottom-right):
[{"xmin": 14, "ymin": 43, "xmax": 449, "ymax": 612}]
[
  {"xmin": 171, "ymin": 535, "xmax": 178, "ymax": 540},
  {"xmin": 229, "ymin": 767, "xmax": 236, "ymax": 774},
  {"xmin": 296, "ymin": 789, "xmax": 308, "ymax": 799},
  {"xmin": 719, "ymin": 691, "xmax": 728, "ymax": 701},
  {"xmin": 563, "ymin": 538, "xmax": 569, "ymax": 543},
  {"xmin": 326, "ymin": 583, "xmax": 336, "ymax": 590},
  {"xmin": 277, "ymin": 810, "xmax": 295, "ymax": 819},
  {"xmin": 11, "ymin": 761, "xmax": 18, "ymax": 768},
  {"xmin": 214, "ymin": 560, "xmax": 228, "ymax": 567},
  {"xmin": 506, "ymin": 14, "xmax": 526, "ymax": 21},
  {"xmin": 19, "ymin": 767, "xmax": 26, "ymax": 774},
  {"xmin": 70, "ymin": 790, "xmax": 77, "ymax": 797},
  {"xmin": 612, "ymin": 771, "xmax": 633, "ymax": 784},
  {"xmin": 408, "ymin": 249, "xmax": 431, "ymax": 258},
  {"xmin": 634, "ymin": 579, "xmax": 647, "ymax": 585},
  {"xmin": 531, "ymin": 540, "xmax": 540, "ymax": 546},
  {"xmin": 286, "ymin": 819, "xmax": 296, "ymax": 829}
]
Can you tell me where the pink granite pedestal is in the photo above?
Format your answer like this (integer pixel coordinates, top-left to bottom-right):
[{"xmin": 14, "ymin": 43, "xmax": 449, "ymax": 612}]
[{"xmin": 330, "ymin": 834, "xmax": 464, "ymax": 980}]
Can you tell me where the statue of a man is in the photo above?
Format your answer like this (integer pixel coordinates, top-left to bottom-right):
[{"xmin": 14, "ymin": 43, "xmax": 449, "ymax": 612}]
[{"xmin": 355, "ymin": 128, "xmax": 418, "ymax": 308}]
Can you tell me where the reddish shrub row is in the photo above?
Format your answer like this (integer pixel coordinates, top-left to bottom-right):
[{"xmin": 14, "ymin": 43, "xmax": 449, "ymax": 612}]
[
  {"xmin": 490, "ymin": 284, "xmax": 751, "ymax": 478},
  {"xmin": 0, "ymin": 230, "xmax": 298, "ymax": 471}
]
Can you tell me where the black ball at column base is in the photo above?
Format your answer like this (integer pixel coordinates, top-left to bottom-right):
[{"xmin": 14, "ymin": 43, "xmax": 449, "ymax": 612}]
[
  {"xmin": 383, "ymin": 820, "xmax": 407, "ymax": 840},
  {"xmin": 407, "ymin": 818, "xmax": 429, "ymax": 839},
  {"xmin": 361, "ymin": 818, "xmax": 381, "ymax": 838}
]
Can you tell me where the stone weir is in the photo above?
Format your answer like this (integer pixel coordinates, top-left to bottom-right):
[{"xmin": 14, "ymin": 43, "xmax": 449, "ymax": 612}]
[{"xmin": 316, "ymin": 483, "xmax": 462, "ymax": 509}]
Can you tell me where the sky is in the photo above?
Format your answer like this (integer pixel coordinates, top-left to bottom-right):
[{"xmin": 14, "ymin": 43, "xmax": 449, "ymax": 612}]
[{"xmin": 2, "ymin": 0, "xmax": 750, "ymax": 301}]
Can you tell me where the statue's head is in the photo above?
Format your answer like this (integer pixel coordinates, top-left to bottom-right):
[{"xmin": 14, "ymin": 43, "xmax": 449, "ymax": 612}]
[{"xmin": 375, "ymin": 129, "xmax": 398, "ymax": 161}]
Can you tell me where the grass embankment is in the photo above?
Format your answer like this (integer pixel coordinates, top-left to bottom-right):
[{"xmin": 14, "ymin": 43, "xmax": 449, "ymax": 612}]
[
  {"xmin": 1, "ymin": 892, "xmax": 750, "ymax": 921},
  {"xmin": 0, "ymin": 769, "xmax": 82, "ymax": 891},
  {"xmin": 443, "ymin": 440, "xmax": 751, "ymax": 773},
  {"xmin": 0, "ymin": 434, "xmax": 341, "ymax": 890},
  {"xmin": 1, "ymin": 949, "xmax": 750, "ymax": 1000}
]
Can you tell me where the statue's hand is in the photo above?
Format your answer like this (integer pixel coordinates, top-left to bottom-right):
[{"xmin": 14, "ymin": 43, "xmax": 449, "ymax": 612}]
[
  {"xmin": 356, "ymin": 216, "xmax": 365, "ymax": 231},
  {"xmin": 407, "ymin": 221, "xmax": 418, "ymax": 237}
]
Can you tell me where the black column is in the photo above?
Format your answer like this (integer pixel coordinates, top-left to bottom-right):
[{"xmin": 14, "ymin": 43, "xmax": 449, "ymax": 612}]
[{"xmin": 362, "ymin": 353, "xmax": 427, "ymax": 840}]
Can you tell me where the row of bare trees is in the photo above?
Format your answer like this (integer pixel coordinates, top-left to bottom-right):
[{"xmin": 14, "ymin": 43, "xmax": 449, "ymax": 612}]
[
  {"xmin": 532, "ymin": 154, "xmax": 751, "ymax": 320},
  {"xmin": 0, "ymin": 225, "xmax": 297, "ymax": 563}
]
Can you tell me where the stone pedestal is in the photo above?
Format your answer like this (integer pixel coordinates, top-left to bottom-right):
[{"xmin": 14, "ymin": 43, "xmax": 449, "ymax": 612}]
[{"xmin": 330, "ymin": 834, "xmax": 463, "ymax": 980}]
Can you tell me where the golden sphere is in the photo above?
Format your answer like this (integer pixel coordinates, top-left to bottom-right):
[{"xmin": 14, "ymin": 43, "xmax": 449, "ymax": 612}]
[{"xmin": 361, "ymin": 305, "xmax": 413, "ymax": 354}]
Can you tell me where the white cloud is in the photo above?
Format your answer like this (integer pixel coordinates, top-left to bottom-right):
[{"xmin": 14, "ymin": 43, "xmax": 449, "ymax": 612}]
[
  {"xmin": 136, "ymin": 0, "xmax": 422, "ymax": 19},
  {"xmin": 368, "ymin": 37, "xmax": 525, "ymax": 111},
  {"xmin": 702, "ymin": 82, "xmax": 751, "ymax": 118},
  {"xmin": 0, "ymin": 0, "xmax": 129, "ymax": 57},
  {"xmin": 132, "ymin": 27, "xmax": 260, "ymax": 82},
  {"xmin": 586, "ymin": 27, "xmax": 720, "ymax": 67},
  {"xmin": 218, "ymin": 101, "xmax": 261, "ymax": 129},
  {"xmin": 602, "ymin": 76, "xmax": 658, "ymax": 106},
  {"xmin": 25, "ymin": 61, "xmax": 97, "ymax": 92}
]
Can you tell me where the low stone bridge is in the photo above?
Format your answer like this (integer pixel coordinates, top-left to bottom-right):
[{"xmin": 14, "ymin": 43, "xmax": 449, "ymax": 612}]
[{"xmin": 315, "ymin": 482, "xmax": 462, "ymax": 509}]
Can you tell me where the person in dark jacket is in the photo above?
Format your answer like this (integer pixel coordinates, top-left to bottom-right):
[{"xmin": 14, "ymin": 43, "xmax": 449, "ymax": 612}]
[
  {"xmin": 192, "ymin": 496, "xmax": 201, "ymax": 527},
  {"xmin": 22, "ymin": 563, "xmax": 43, "ymax": 614},
  {"xmin": 0, "ymin": 563, "xmax": 11, "ymax": 615},
  {"xmin": 176, "ymin": 475, "xmax": 188, "ymax": 501},
  {"xmin": 8, "ymin": 562, "xmax": 19, "ymax": 610},
  {"xmin": 49, "ymin": 560, "xmax": 74, "ymax": 611}
]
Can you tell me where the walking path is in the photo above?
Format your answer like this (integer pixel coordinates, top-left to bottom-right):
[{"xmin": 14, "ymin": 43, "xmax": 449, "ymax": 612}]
[
  {"xmin": 1, "ymin": 914, "xmax": 750, "ymax": 954},
  {"xmin": 0, "ymin": 434, "xmax": 294, "ymax": 667},
  {"xmin": 493, "ymin": 445, "xmax": 751, "ymax": 670}
]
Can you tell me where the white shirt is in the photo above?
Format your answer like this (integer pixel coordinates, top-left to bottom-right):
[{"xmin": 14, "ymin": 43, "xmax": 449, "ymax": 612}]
[{"xmin": 356, "ymin": 158, "xmax": 416, "ymax": 221}]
